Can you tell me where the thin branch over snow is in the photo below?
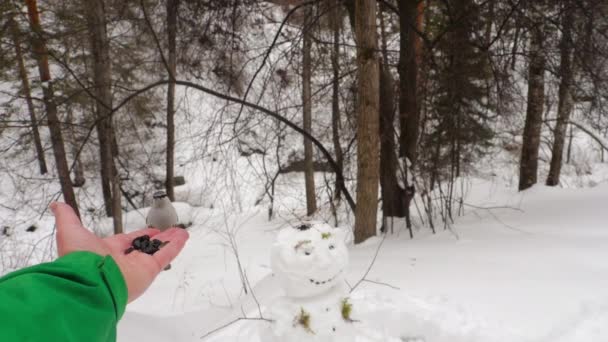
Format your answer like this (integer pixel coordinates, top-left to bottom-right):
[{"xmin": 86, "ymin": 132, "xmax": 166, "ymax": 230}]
[
  {"xmin": 350, "ymin": 233, "xmax": 388, "ymax": 293},
  {"xmin": 545, "ymin": 119, "xmax": 608, "ymax": 152}
]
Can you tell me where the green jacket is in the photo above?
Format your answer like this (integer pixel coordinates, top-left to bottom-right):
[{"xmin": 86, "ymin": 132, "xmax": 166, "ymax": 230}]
[{"xmin": 0, "ymin": 251, "xmax": 127, "ymax": 342}]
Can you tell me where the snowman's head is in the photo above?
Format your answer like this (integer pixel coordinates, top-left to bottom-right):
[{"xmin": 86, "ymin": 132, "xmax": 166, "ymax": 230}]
[{"xmin": 271, "ymin": 222, "xmax": 349, "ymax": 298}]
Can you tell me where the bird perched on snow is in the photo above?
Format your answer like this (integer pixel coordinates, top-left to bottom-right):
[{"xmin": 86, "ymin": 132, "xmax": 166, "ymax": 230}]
[{"xmin": 146, "ymin": 190, "xmax": 178, "ymax": 231}]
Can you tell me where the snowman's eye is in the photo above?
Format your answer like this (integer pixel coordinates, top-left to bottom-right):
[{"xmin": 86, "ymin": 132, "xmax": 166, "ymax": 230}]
[
  {"xmin": 304, "ymin": 251, "xmax": 311, "ymax": 256},
  {"xmin": 329, "ymin": 244, "xmax": 335, "ymax": 250}
]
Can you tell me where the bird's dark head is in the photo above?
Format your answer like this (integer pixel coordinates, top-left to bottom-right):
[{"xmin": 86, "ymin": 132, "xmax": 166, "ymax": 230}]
[{"xmin": 153, "ymin": 190, "xmax": 168, "ymax": 199}]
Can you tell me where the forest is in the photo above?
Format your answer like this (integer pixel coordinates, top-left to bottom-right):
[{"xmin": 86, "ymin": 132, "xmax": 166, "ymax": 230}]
[{"xmin": 1, "ymin": 0, "xmax": 608, "ymax": 341}]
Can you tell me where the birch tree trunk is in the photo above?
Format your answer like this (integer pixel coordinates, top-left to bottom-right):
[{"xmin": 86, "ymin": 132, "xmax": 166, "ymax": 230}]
[
  {"xmin": 10, "ymin": 16, "xmax": 48, "ymax": 175},
  {"xmin": 25, "ymin": 0, "xmax": 80, "ymax": 217},
  {"xmin": 354, "ymin": 0, "xmax": 380, "ymax": 243}
]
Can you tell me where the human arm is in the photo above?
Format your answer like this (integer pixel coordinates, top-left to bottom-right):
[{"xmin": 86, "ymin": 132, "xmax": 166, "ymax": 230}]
[{"xmin": 0, "ymin": 202, "xmax": 189, "ymax": 341}]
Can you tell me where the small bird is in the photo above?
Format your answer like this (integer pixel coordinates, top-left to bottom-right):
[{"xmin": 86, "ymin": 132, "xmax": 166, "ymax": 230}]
[
  {"xmin": 146, "ymin": 190, "xmax": 179, "ymax": 270},
  {"xmin": 146, "ymin": 190, "xmax": 179, "ymax": 231}
]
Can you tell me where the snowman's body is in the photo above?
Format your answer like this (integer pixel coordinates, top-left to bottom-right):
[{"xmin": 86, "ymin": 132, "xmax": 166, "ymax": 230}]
[
  {"xmin": 265, "ymin": 284, "xmax": 356, "ymax": 342},
  {"xmin": 263, "ymin": 222, "xmax": 398, "ymax": 342}
]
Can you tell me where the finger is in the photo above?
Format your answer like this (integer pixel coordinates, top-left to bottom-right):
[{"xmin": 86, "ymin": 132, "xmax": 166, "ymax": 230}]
[
  {"xmin": 51, "ymin": 202, "xmax": 95, "ymax": 256},
  {"xmin": 106, "ymin": 228, "xmax": 161, "ymax": 250},
  {"xmin": 150, "ymin": 228, "xmax": 189, "ymax": 270},
  {"xmin": 51, "ymin": 202, "xmax": 83, "ymax": 233}
]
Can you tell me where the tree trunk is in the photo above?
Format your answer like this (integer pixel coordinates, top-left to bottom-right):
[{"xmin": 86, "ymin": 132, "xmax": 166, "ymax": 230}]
[
  {"xmin": 84, "ymin": 0, "xmax": 123, "ymax": 233},
  {"xmin": 302, "ymin": 6, "xmax": 317, "ymax": 216},
  {"xmin": 25, "ymin": 0, "xmax": 80, "ymax": 217},
  {"xmin": 379, "ymin": 64, "xmax": 404, "ymax": 219},
  {"xmin": 354, "ymin": 0, "xmax": 380, "ymax": 243},
  {"xmin": 415, "ymin": 0, "xmax": 424, "ymax": 67},
  {"xmin": 379, "ymin": 5, "xmax": 405, "ymax": 222},
  {"xmin": 331, "ymin": 0, "xmax": 344, "ymax": 200},
  {"xmin": 10, "ymin": 16, "xmax": 48, "ymax": 175},
  {"xmin": 398, "ymin": 0, "xmax": 420, "ymax": 165},
  {"xmin": 546, "ymin": 1, "xmax": 575, "ymax": 186},
  {"xmin": 165, "ymin": 0, "xmax": 178, "ymax": 201},
  {"xmin": 519, "ymin": 16, "xmax": 546, "ymax": 191},
  {"xmin": 396, "ymin": 0, "xmax": 420, "ymax": 235}
]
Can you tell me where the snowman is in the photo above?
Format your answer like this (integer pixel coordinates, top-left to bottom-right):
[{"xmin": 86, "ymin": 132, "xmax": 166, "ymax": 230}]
[{"xmin": 263, "ymin": 222, "xmax": 400, "ymax": 342}]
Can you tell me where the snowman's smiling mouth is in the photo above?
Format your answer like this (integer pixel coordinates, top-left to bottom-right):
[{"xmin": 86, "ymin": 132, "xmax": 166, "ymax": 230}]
[{"xmin": 308, "ymin": 270, "xmax": 343, "ymax": 285}]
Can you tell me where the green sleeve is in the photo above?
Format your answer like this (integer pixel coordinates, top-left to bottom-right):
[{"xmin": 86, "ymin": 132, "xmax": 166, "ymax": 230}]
[{"xmin": 0, "ymin": 251, "xmax": 128, "ymax": 342}]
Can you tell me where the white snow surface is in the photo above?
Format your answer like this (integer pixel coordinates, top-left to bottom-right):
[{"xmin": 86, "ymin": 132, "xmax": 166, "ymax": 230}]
[{"xmin": 112, "ymin": 179, "xmax": 608, "ymax": 342}]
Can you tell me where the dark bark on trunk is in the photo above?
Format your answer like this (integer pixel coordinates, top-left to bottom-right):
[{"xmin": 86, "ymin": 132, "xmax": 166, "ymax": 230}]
[
  {"xmin": 84, "ymin": 0, "xmax": 123, "ymax": 233},
  {"xmin": 396, "ymin": 0, "xmax": 420, "ymax": 235},
  {"xmin": 398, "ymin": 0, "xmax": 420, "ymax": 165},
  {"xmin": 302, "ymin": 6, "xmax": 317, "ymax": 216},
  {"xmin": 415, "ymin": 0, "xmax": 424, "ymax": 67},
  {"xmin": 25, "ymin": 0, "xmax": 80, "ymax": 217},
  {"xmin": 378, "ymin": 5, "xmax": 405, "ymax": 221},
  {"xmin": 165, "ymin": 0, "xmax": 178, "ymax": 201},
  {"xmin": 546, "ymin": 1, "xmax": 575, "ymax": 186},
  {"xmin": 379, "ymin": 64, "xmax": 405, "ymax": 219},
  {"xmin": 331, "ymin": 0, "xmax": 344, "ymax": 200},
  {"xmin": 519, "ymin": 17, "xmax": 546, "ymax": 191},
  {"xmin": 10, "ymin": 16, "xmax": 48, "ymax": 175},
  {"xmin": 354, "ymin": 0, "xmax": 380, "ymax": 243}
]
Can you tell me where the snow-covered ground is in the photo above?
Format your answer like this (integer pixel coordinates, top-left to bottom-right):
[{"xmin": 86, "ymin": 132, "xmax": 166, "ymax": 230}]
[{"xmin": 109, "ymin": 176, "xmax": 608, "ymax": 342}]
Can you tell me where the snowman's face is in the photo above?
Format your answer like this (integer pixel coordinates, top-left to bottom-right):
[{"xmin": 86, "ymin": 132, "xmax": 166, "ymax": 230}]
[{"xmin": 271, "ymin": 222, "xmax": 349, "ymax": 298}]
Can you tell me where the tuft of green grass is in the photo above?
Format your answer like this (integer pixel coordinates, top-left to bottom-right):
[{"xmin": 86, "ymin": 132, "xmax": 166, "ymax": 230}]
[
  {"xmin": 294, "ymin": 307, "xmax": 315, "ymax": 334},
  {"xmin": 321, "ymin": 232, "xmax": 332, "ymax": 239},
  {"xmin": 341, "ymin": 298, "xmax": 353, "ymax": 322}
]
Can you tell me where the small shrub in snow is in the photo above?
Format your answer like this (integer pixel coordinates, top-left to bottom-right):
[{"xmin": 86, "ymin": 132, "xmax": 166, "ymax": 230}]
[
  {"xmin": 294, "ymin": 308, "xmax": 314, "ymax": 334},
  {"xmin": 340, "ymin": 298, "xmax": 353, "ymax": 322}
]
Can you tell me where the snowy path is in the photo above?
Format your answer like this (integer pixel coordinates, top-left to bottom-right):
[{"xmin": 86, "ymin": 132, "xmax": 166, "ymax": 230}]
[{"xmin": 117, "ymin": 181, "xmax": 608, "ymax": 342}]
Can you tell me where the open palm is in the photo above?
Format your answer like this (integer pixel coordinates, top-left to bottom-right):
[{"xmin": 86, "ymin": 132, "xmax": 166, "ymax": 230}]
[{"xmin": 51, "ymin": 202, "xmax": 189, "ymax": 302}]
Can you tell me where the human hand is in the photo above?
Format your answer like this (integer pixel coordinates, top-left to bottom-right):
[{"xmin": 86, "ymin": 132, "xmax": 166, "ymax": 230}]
[{"xmin": 50, "ymin": 202, "xmax": 189, "ymax": 302}]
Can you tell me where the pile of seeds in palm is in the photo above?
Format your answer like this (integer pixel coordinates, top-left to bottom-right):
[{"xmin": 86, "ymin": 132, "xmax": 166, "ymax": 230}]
[{"xmin": 125, "ymin": 235, "xmax": 168, "ymax": 255}]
